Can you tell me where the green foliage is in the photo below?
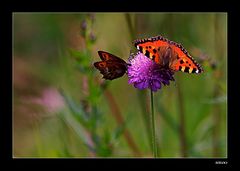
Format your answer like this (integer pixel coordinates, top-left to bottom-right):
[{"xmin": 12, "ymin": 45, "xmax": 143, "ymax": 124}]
[
  {"xmin": 68, "ymin": 49, "xmax": 92, "ymax": 73},
  {"xmin": 13, "ymin": 13, "xmax": 227, "ymax": 157}
]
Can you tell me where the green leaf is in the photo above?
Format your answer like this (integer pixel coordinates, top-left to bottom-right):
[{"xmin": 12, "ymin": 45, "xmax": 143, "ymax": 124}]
[
  {"xmin": 96, "ymin": 145, "xmax": 112, "ymax": 157},
  {"xmin": 58, "ymin": 112, "xmax": 91, "ymax": 149},
  {"xmin": 91, "ymin": 133, "xmax": 101, "ymax": 147},
  {"xmin": 103, "ymin": 129, "xmax": 111, "ymax": 144},
  {"xmin": 87, "ymin": 78, "xmax": 102, "ymax": 105},
  {"xmin": 95, "ymin": 136, "xmax": 113, "ymax": 157},
  {"xmin": 107, "ymin": 120, "xmax": 126, "ymax": 146},
  {"xmin": 156, "ymin": 98, "xmax": 179, "ymax": 133},
  {"xmin": 60, "ymin": 90, "xmax": 89, "ymax": 125},
  {"xmin": 112, "ymin": 125, "xmax": 125, "ymax": 142},
  {"xmin": 68, "ymin": 48, "xmax": 92, "ymax": 73},
  {"xmin": 190, "ymin": 104, "xmax": 211, "ymax": 135}
]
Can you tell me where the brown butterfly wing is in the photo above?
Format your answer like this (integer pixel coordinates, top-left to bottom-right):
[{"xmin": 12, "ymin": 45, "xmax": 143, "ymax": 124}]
[
  {"xmin": 94, "ymin": 61, "xmax": 127, "ymax": 80},
  {"xmin": 98, "ymin": 51, "xmax": 127, "ymax": 63},
  {"xmin": 94, "ymin": 51, "xmax": 127, "ymax": 80}
]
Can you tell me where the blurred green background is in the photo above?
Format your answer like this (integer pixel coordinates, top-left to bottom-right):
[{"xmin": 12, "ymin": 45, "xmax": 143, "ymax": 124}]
[{"xmin": 13, "ymin": 13, "xmax": 227, "ymax": 157}]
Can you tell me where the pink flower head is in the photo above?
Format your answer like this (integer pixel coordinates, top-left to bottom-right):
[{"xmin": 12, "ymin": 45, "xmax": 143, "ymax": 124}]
[{"xmin": 127, "ymin": 52, "xmax": 175, "ymax": 92}]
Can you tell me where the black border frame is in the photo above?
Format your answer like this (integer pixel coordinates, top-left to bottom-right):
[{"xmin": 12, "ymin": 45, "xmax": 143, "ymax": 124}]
[{"xmin": 1, "ymin": 1, "xmax": 239, "ymax": 169}]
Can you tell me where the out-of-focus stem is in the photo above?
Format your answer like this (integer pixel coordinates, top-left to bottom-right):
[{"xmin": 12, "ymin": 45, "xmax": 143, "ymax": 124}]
[
  {"xmin": 104, "ymin": 89, "xmax": 141, "ymax": 157},
  {"xmin": 176, "ymin": 78, "xmax": 187, "ymax": 157},
  {"xmin": 125, "ymin": 13, "xmax": 136, "ymax": 40}
]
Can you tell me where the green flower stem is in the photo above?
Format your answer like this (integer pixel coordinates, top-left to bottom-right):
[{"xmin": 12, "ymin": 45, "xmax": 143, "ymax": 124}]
[{"xmin": 150, "ymin": 90, "xmax": 157, "ymax": 157}]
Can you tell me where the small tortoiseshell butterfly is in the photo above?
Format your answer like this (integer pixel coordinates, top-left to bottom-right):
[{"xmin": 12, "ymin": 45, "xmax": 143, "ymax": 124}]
[
  {"xmin": 134, "ymin": 35, "xmax": 203, "ymax": 74},
  {"xmin": 94, "ymin": 51, "xmax": 128, "ymax": 80}
]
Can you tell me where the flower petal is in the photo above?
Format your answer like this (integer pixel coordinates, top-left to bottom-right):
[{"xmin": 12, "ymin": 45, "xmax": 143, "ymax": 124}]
[
  {"xmin": 134, "ymin": 80, "xmax": 148, "ymax": 90},
  {"xmin": 127, "ymin": 52, "xmax": 174, "ymax": 92}
]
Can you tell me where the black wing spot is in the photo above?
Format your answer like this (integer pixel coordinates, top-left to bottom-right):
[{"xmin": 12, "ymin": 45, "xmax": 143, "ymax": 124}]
[
  {"xmin": 179, "ymin": 66, "xmax": 182, "ymax": 71},
  {"xmin": 139, "ymin": 46, "xmax": 143, "ymax": 53},
  {"xmin": 152, "ymin": 55, "xmax": 155, "ymax": 60},
  {"xmin": 192, "ymin": 68, "xmax": 196, "ymax": 73},
  {"xmin": 145, "ymin": 50, "xmax": 150, "ymax": 58},
  {"xmin": 184, "ymin": 67, "xmax": 190, "ymax": 73},
  {"xmin": 153, "ymin": 49, "xmax": 157, "ymax": 54},
  {"xmin": 180, "ymin": 60, "xmax": 184, "ymax": 64}
]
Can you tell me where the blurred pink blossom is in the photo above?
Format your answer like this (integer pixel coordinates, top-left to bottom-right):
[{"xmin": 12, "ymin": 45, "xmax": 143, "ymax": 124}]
[{"xmin": 30, "ymin": 87, "xmax": 65, "ymax": 113}]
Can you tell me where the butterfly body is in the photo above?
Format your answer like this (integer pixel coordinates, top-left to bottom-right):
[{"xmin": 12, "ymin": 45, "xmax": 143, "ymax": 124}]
[
  {"xmin": 94, "ymin": 51, "xmax": 128, "ymax": 80},
  {"xmin": 134, "ymin": 35, "xmax": 203, "ymax": 74}
]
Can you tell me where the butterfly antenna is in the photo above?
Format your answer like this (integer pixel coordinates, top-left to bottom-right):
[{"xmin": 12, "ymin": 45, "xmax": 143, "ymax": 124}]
[{"xmin": 128, "ymin": 50, "xmax": 136, "ymax": 62}]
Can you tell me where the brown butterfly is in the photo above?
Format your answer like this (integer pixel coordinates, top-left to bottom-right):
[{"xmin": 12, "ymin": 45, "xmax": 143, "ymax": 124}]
[{"xmin": 94, "ymin": 51, "xmax": 129, "ymax": 80}]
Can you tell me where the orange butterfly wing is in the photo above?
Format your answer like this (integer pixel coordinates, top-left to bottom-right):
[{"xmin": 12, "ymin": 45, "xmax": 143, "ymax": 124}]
[
  {"xmin": 134, "ymin": 36, "xmax": 169, "ymax": 64},
  {"xmin": 171, "ymin": 45, "xmax": 203, "ymax": 74},
  {"xmin": 134, "ymin": 35, "xmax": 203, "ymax": 74}
]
